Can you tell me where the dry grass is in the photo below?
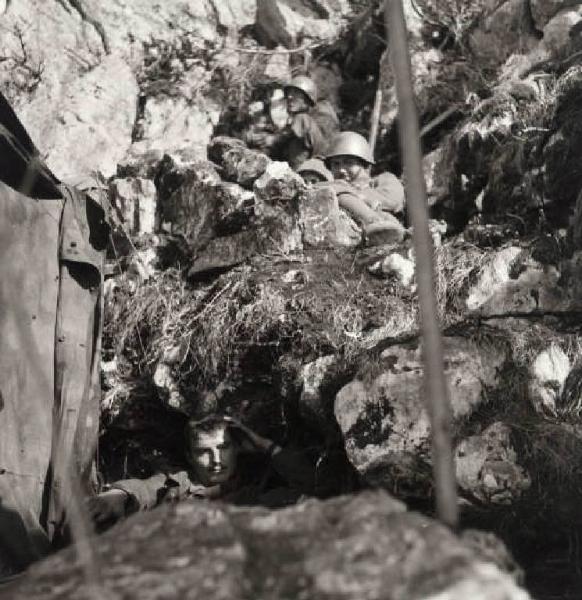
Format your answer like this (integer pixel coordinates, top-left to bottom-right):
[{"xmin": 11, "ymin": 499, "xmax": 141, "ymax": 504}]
[{"xmin": 434, "ymin": 239, "xmax": 489, "ymax": 322}]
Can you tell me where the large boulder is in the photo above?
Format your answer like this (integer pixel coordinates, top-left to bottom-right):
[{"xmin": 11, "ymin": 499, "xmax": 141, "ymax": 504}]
[
  {"xmin": 334, "ymin": 334, "xmax": 508, "ymax": 497},
  {"xmin": 3, "ymin": 491, "xmax": 530, "ymax": 600}
]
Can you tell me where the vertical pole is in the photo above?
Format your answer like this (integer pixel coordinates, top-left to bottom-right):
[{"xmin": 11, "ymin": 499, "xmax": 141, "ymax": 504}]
[
  {"xmin": 368, "ymin": 87, "xmax": 383, "ymax": 155},
  {"xmin": 384, "ymin": 0, "xmax": 458, "ymax": 528}
]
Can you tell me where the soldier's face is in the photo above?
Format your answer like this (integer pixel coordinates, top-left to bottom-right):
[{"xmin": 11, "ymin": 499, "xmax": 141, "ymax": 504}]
[
  {"xmin": 301, "ymin": 171, "xmax": 326, "ymax": 186},
  {"xmin": 189, "ymin": 426, "xmax": 237, "ymax": 486},
  {"xmin": 286, "ymin": 88, "xmax": 310, "ymax": 114},
  {"xmin": 328, "ymin": 156, "xmax": 368, "ymax": 183}
]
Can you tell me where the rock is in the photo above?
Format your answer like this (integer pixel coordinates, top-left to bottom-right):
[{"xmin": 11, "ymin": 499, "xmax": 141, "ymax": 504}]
[
  {"xmin": 423, "ymin": 146, "xmax": 448, "ymax": 207},
  {"xmin": 188, "ymin": 163, "xmax": 305, "ymax": 276},
  {"xmin": 540, "ymin": 7, "xmax": 582, "ymax": 59},
  {"xmin": 3, "ymin": 490, "xmax": 530, "ymax": 600},
  {"xmin": 370, "ymin": 253, "xmax": 416, "ymax": 287},
  {"xmin": 253, "ymin": 162, "xmax": 304, "ymax": 255},
  {"xmin": 152, "ymin": 362, "xmax": 187, "ymax": 413},
  {"xmin": 207, "ymin": 135, "xmax": 247, "ymax": 166},
  {"xmin": 334, "ymin": 334, "xmax": 507, "ymax": 496},
  {"xmin": 137, "ymin": 94, "xmax": 219, "ymax": 158},
  {"xmin": 223, "ymin": 146, "xmax": 271, "ymax": 189},
  {"xmin": 465, "ymin": 246, "xmax": 522, "ymax": 311},
  {"xmin": 255, "ymin": 0, "xmax": 348, "ymax": 48},
  {"xmin": 188, "ymin": 229, "xmax": 259, "ymax": 277},
  {"xmin": 455, "ymin": 422, "xmax": 531, "ymax": 505},
  {"xmin": 530, "ymin": 0, "xmax": 579, "ymax": 29},
  {"xmin": 528, "ymin": 344, "xmax": 571, "ymax": 417},
  {"xmin": 214, "ymin": 183, "xmax": 255, "ymax": 236},
  {"xmin": 254, "ymin": 161, "xmax": 305, "ymax": 206},
  {"xmin": 468, "ymin": 0, "xmax": 539, "ymax": 65},
  {"xmin": 299, "ymin": 186, "xmax": 361, "ymax": 247},
  {"xmin": 466, "ymin": 249, "xmax": 565, "ymax": 316},
  {"xmin": 298, "ymin": 355, "xmax": 337, "ymax": 428},
  {"xmin": 19, "ymin": 55, "xmax": 138, "ymax": 180},
  {"xmin": 109, "ymin": 177, "xmax": 157, "ymax": 236},
  {"xmin": 156, "ymin": 152, "xmax": 219, "ymax": 210},
  {"xmin": 159, "ymin": 161, "xmax": 221, "ymax": 244},
  {"xmin": 117, "ymin": 148, "xmax": 165, "ymax": 179},
  {"xmin": 209, "ymin": 0, "xmax": 257, "ymax": 30}
]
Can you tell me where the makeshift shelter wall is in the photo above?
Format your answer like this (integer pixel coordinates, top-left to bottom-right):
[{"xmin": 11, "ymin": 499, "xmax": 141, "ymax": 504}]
[
  {"xmin": 0, "ymin": 180, "xmax": 107, "ymax": 576},
  {"xmin": 0, "ymin": 183, "xmax": 63, "ymax": 572}
]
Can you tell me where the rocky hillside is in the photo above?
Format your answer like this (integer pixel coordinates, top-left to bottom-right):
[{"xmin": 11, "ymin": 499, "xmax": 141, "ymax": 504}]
[{"xmin": 4, "ymin": 1, "xmax": 582, "ymax": 599}]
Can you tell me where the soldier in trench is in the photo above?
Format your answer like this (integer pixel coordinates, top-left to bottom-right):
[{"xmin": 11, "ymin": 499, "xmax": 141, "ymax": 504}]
[
  {"xmin": 325, "ymin": 130, "xmax": 407, "ymax": 245},
  {"xmin": 245, "ymin": 75, "xmax": 339, "ymax": 170},
  {"xmin": 88, "ymin": 415, "xmax": 315, "ymax": 526}
]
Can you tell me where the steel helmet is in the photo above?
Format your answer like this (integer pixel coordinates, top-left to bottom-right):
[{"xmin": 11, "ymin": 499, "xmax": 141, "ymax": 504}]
[
  {"xmin": 325, "ymin": 131, "xmax": 375, "ymax": 165},
  {"xmin": 284, "ymin": 75, "xmax": 317, "ymax": 106},
  {"xmin": 296, "ymin": 158, "xmax": 333, "ymax": 182}
]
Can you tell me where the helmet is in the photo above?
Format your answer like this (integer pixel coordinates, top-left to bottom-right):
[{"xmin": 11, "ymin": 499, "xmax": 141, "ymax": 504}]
[
  {"xmin": 284, "ymin": 75, "xmax": 317, "ymax": 106},
  {"xmin": 325, "ymin": 131, "xmax": 375, "ymax": 165},
  {"xmin": 296, "ymin": 158, "xmax": 333, "ymax": 182}
]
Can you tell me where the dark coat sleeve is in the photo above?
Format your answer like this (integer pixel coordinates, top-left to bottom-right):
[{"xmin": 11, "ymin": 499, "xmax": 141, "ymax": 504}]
[{"xmin": 270, "ymin": 447, "xmax": 316, "ymax": 494}]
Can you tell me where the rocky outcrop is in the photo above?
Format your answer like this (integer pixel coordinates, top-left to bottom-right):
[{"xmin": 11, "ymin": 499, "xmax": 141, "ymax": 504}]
[
  {"xmin": 334, "ymin": 334, "xmax": 510, "ymax": 497},
  {"xmin": 2, "ymin": 491, "xmax": 530, "ymax": 600}
]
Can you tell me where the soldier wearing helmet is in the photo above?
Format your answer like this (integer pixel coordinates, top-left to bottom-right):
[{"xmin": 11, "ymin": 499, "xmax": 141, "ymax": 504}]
[
  {"xmin": 245, "ymin": 75, "xmax": 339, "ymax": 170},
  {"xmin": 325, "ymin": 131, "xmax": 406, "ymax": 245},
  {"xmin": 296, "ymin": 157, "xmax": 333, "ymax": 186}
]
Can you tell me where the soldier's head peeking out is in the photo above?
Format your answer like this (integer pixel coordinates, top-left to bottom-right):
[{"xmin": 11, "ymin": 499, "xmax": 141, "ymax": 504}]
[{"xmin": 185, "ymin": 416, "xmax": 238, "ymax": 486}]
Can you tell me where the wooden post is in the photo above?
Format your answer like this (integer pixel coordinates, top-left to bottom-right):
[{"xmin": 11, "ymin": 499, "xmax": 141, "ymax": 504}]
[
  {"xmin": 368, "ymin": 87, "xmax": 383, "ymax": 155},
  {"xmin": 384, "ymin": 0, "xmax": 458, "ymax": 529}
]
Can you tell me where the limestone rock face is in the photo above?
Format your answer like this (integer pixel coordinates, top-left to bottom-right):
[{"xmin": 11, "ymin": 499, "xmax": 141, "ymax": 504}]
[
  {"xmin": 334, "ymin": 335, "xmax": 507, "ymax": 496},
  {"xmin": 3, "ymin": 491, "xmax": 530, "ymax": 600},
  {"xmin": 19, "ymin": 55, "xmax": 138, "ymax": 180}
]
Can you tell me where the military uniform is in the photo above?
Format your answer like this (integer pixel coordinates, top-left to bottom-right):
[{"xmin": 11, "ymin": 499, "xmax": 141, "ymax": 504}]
[
  {"xmin": 326, "ymin": 131, "xmax": 406, "ymax": 244},
  {"xmin": 108, "ymin": 446, "xmax": 315, "ymax": 512}
]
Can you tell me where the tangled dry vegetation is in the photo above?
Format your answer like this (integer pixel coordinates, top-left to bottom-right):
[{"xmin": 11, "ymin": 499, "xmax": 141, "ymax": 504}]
[{"xmin": 102, "ymin": 248, "xmax": 422, "ymax": 416}]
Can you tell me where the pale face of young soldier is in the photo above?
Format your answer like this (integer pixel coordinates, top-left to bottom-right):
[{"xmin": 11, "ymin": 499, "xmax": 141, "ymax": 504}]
[
  {"xmin": 328, "ymin": 155, "xmax": 369, "ymax": 183},
  {"xmin": 189, "ymin": 426, "xmax": 237, "ymax": 486},
  {"xmin": 285, "ymin": 87, "xmax": 311, "ymax": 114}
]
